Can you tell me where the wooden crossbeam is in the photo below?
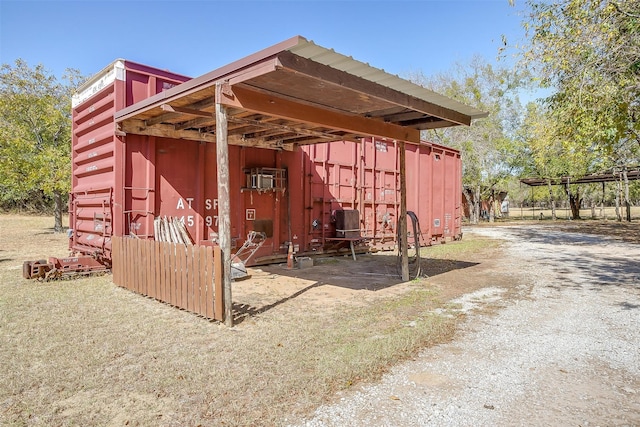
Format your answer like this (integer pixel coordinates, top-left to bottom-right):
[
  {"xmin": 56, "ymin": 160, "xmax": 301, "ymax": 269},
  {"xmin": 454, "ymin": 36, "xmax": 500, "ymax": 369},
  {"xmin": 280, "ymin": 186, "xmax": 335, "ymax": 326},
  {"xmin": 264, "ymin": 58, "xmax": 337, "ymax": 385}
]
[
  {"xmin": 228, "ymin": 116, "xmax": 338, "ymax": 141},
  {"xmin": 145, "ymin": 112, "xmax": 181, "ymax": 126},
  {"xmin": 218, "ymin": 84, "xmax": 420, "ymax": 143},
  {"xmin": 174, "ymin": 117, "xmax": 216, "ymax": 131},
  {"xmin": 118, "ymin": 119, "xmax": 294, "ymax": 151},
  {"xmin": 161, "ymin": 104, "xmax": 214, "ymax": 118}
]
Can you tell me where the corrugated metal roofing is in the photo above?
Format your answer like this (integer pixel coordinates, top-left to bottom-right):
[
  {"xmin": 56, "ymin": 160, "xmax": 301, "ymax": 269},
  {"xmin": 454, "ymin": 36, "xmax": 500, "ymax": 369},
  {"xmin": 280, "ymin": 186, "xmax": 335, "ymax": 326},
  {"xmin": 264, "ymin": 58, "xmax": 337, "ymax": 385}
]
[
  {"xmin": 113, "ymin": 35, "xmax": 488, "ymax": 149},
  {"xmin": 287, "ymin": 37, "xmax": 487, "ymax": 120}
]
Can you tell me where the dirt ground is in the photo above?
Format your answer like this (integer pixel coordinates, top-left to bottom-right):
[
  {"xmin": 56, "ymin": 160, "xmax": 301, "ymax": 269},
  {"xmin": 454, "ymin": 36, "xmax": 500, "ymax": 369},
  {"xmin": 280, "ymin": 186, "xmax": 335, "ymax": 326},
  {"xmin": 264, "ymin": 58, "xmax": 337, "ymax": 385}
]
[
  {"xmin": 2, "ymin": 216, "xmax": 639, "ymax": 426},
  {"xmin": 0, "ymin": 215, "xmax": 502, "ymax": 426},
  {"xmin": 232, "ymin": 239, "xmax": 499, "ymax": 326},
  {"xmin": 293, "ymin": 222, "xmax": 640, "ymax": 426},
  {"xmin": 234, "ymin": 219, "xmax": 640, "ymax": 321}
]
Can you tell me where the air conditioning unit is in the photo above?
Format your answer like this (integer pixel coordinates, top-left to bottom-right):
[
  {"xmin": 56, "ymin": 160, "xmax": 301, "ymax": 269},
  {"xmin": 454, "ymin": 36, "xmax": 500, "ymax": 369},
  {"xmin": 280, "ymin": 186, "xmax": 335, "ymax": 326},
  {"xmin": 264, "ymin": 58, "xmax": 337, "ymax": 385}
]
[{"xmin": 249, "ymin": 173, "xmax": 274, "ymax": 189}]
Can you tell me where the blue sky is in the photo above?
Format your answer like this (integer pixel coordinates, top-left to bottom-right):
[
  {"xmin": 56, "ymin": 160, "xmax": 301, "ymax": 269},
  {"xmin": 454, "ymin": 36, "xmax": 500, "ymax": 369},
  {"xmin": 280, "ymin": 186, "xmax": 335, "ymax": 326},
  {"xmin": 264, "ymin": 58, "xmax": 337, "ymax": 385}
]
[{"xmin": 1, "ymin": 0, "xmax": 527, "ymax": 82}]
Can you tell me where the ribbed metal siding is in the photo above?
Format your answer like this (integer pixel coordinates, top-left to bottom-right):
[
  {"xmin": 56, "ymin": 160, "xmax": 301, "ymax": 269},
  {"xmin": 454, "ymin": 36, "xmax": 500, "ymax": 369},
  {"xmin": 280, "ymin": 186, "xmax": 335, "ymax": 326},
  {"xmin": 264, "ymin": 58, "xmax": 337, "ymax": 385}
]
[{"xmin": 70, "ymin": 61, "xmax": 190, "ymax": 258}]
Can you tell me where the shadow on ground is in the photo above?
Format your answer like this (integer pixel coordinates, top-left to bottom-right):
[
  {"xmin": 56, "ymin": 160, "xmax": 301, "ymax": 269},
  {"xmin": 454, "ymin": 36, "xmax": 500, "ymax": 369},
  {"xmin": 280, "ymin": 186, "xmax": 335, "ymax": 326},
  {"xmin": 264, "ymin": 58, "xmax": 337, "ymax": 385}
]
[{"xmin": 232, "ymin": 252, "xmax": 479, "ymax": 324}]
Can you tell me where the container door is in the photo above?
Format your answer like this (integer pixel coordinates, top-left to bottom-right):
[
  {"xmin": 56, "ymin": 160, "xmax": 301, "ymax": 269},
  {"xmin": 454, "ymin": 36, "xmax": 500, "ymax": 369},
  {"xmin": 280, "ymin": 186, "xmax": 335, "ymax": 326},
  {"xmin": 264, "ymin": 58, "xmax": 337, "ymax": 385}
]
[
  {"xmin": 361, "ymin": 138, "xmax": 398, "ymax": 248},
  {"xmin": 303, "ymin": 141, "xmax": 359, "ymax": 250},
  {"xmin": 240, "ymin": 148, "xmax": 285, "ymax": 259},
  {"xmin": 431, "ymin": 148, "xmax": 445, "ymax": 238}
]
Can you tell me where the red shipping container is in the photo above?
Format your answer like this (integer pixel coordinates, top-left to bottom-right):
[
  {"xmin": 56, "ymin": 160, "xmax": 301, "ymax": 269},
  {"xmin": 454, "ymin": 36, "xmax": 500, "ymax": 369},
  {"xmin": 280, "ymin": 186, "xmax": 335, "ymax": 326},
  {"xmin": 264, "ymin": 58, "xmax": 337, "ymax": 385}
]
[
  {"xmin": 70, "ymin": 60, "xmax": 190, "ymax": 261},
  {"xmin": 70, "ymin": 61, "xmax": 462, "ymax": 266}
]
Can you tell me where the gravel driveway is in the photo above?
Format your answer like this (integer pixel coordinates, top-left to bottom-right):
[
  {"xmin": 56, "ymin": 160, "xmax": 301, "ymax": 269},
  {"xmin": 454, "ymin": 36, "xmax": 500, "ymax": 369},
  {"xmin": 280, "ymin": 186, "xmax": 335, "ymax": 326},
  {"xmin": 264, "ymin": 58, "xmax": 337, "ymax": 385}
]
[{"xmin": 294, "ymin": 225, "xmax": 640, "ymax": 426}]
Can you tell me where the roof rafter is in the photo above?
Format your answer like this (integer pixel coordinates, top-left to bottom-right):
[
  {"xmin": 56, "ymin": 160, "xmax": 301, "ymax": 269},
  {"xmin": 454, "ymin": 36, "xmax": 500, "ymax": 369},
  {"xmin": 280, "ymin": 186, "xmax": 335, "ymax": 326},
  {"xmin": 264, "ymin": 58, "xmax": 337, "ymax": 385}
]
[
  {"xmin": 218, "ymin": 84, "xmax": 420, "ymax": 143},
  {"xmin": 119, "ymin": 119, "xmax": 294, "ymax": 151}
]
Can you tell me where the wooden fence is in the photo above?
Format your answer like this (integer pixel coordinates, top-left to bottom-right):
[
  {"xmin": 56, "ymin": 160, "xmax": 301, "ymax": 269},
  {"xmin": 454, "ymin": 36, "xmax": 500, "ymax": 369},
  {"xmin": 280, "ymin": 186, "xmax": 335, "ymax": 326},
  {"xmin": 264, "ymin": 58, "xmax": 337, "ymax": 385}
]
[{"xmin": 112, "ymin": 236, "xmax": 223, "ymax": 321}]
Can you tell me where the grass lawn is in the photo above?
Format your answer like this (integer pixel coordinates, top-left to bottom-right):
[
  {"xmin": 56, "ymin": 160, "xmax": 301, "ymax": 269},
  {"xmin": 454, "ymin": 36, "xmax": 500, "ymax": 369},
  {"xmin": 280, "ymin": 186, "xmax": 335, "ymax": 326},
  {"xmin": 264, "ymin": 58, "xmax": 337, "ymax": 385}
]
[{"xmin": 1, "ymin": 214, "xmax": 497, "ymax": 426}]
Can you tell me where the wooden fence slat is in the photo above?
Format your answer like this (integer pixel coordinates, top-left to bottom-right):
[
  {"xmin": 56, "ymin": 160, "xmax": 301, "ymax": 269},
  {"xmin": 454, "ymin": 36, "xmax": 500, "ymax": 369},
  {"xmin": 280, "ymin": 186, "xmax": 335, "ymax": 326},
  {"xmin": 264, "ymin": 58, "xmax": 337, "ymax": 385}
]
[
  {"xmin": 154, "ymin": 241, "xmax": 161, "ymax": 300},
  {"xmin": 169, "ymin": 242, "xmax": 177, "ymax": 307},
  {"xmin": 145, "ymin": 239, "xmax": 151, "ymax": 297},
  {"xmin": 203, "ymin": 246, "xmax": 211, "ymax": 319},
  {"xmin": 175, "ymin": 243, "xmax": 183, "ymax": 309},
  {"xmin": 193, "ymin": 245, "xmax": 200, "ymax": 313},
  {"xmin": 112, "ymin": 238, "xmax": 224, "ymax": 321},
  {"xmin": 186, "ymin": 245, "xmax": 194, "ymax": 313},
  {"xmin": 198, "ymin": 246, "xmax": 206, "ymax": 317},
  {"xmin": 137, "ymin": 239, "xmax": 144, "ymax": 295},
  {"xmin": 163, "ymin": 241, "xmax": 170, "ymax": 303},
  {"xmin": 112, "ymin": 237, "xmax": 119, "ymax": 286},
  {"xmin": 214, "ymin": 246, "xmax": 223, "ymax": 321},
  {"xmin": 201, "ymin": 246, "xmax": 209, "ymax": 319},
  {"xmin": 123, "ymin": 237, "xmax": 129, "ymax": 290},
  {"xmin": 165, "ymin": 242, "xmax": 172, "ymax": 304},
  {"xmin": 138, "ymin": 239, "xmax": 144, "ymax": 294},
  {"xmin": 158, "ymin": 241, "xmax": 164, "ymax": 301},
  {"xmin": 142, "ymin": 239, "xmax": 148, "ymax": 295},
  {"xmin": 181, "ymin": 243, "xmax": 188, "ymax": 310},
  {"xmin": 125, "ymin": 237, "xmax": 132, "ymax": 291},
  {"xmin": 127, "ymin": 238, "xmax": 138, "ymax": 292},
  {"xmin": 116, "ymin": 237, "xmax": 122, "ymax": 286},
  {"xmin": 134, "ymin": 240, "xmax": 139, "ymax": 292},
  {"xmin": 179, "ymin": 243, "xmax": 186, "ymax": 310},
  {"xmin": 119, "ymin": 236, "xmax": 125, "ymax": 289},
  {"xmin": 129, "ymin": 239, "xmax": 135, "ymax": 293},
  {"xmin": 134, "ymin": 239, "xmax": 139, "ymax": 294},
  {"xmin": 180, "ymin": 244, "xmax": 187, "ymax": 311},
  {"xmin": 162, "ymin": 241, "xmax": 168, "ymax": 303},
  {"xmin": 184, "ymin": 245, "xmax": 193, "ymax": 312},
  {"xmin": 145, "ymin": 239, "xmax": 151, "ymax": 298},
  {"xmin": 148, "ymin": 240, "xmax": 153, "ymax": 295}
]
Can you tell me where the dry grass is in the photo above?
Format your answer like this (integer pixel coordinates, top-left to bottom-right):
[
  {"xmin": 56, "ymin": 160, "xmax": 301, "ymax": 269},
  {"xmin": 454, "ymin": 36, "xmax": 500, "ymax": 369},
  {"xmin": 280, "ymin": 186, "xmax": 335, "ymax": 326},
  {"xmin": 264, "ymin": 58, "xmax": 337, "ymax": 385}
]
[
  {"xmin": 504, "ymin": 205, "xmax": 640, "ymax": 221},
  {"xmin": 0, "ymin": 215, "xmax": 492, "ymax": 427},
  {"xmin": 420, "ymin": 236, "xmax": 502, "ymax": 259}
]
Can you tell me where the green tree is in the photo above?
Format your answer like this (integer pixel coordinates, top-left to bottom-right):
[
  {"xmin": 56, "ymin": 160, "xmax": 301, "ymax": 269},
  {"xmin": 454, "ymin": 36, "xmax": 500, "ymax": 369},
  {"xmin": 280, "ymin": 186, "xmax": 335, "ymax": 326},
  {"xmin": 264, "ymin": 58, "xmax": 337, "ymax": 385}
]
[
  {"xmin": 409, "ymin": 58, "xmax": 529, "ymax": 223},
  {"xmin": 0, "ymin": 60, "xmax": 83, "ymax": 231},
  {"xmin": 521, "ymin": 0, "xmax": 640, "ymax": 156},
  {"xmin": 514, "ymin": 0, "xmax": 640, "ymax": 219},
  {"xmin": 520, "ymin": 102, "xmax": 600, "ymax": 219}
]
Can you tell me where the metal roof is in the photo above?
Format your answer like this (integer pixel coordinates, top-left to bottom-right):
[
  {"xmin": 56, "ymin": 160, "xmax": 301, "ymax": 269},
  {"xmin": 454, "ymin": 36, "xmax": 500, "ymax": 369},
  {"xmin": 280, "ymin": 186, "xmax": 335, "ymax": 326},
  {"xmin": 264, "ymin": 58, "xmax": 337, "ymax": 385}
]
[
  {"xmin": 287, "ymin": 38, "xmax": 487, "ymax": 121},
  {"xmin": 520, "ymin": 168, "xmax": 640, "ymax": 186},
  {"xmin": 115, "ymin": 36, "xmax": 487, "ymax": 149}
]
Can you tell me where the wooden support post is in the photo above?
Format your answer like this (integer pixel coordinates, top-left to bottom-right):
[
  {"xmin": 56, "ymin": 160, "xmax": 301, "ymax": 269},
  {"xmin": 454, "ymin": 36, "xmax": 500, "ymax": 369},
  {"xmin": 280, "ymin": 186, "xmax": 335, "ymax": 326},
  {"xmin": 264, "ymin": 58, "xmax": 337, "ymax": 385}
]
[
  {"xmin": 216, "ymin": 83, "xmax": 233, "ymax": 327},
  {"xmin": 399, "ymin": 140, "xmax": 409, "ymax": 281}
]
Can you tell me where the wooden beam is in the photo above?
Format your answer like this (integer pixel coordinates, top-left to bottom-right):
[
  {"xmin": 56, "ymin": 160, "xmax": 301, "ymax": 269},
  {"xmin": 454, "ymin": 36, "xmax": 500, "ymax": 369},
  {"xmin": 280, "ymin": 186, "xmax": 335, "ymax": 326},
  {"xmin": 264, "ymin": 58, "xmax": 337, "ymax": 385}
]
[
  {"xmin": 417, "ymin": 120, "xmax": 459, "ymax": 130},
  {"xmin": 218, "ymin": 84, "xmax": 421, "ymax": 143},
  {"xmin": 121, "ymin": 119, "xmax": 217, "ymax": 142},
  {"xmin": 216, "ymin": 83, "xmax": 233, "ymax": 327},
  {"xmin": 180, "ymin": 95, "xmax": 217, "ymax": 111},
  {"xmin": 144, "ymin": 98, "xmax": 217, "ymax": 127},
  {"xmin": 276, "ymin": 51, "xmax": 472, "ymax": 126},
  {"xmin": 161, "ymin": 104, "xmax": 214, "ymax": 118},
  {"xmin": 227, "ymin": 116, "xmax": 338, "ymax": 141},
  {"xmin": 145, "ymin": 112, "xmax": 181, "ymax": 126},
  {"xmin": 174, "ymin": 116, "xmax": 216, "ymax": 131},
  {"xmin": 399, "ymin": 140, "xmax": 409, "ymax": 281},
  {"xmin": 118, "ymin": 119, "xmax": 294, "ymax": 151}
]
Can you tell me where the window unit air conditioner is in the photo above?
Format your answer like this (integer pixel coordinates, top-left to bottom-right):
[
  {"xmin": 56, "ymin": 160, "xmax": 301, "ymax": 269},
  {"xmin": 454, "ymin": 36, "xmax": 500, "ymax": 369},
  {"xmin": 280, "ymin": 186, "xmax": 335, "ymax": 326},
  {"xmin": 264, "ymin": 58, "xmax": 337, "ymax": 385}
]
[{"xmin": 251, "ymin": 173, "xmax": 274, "ymax": 189}]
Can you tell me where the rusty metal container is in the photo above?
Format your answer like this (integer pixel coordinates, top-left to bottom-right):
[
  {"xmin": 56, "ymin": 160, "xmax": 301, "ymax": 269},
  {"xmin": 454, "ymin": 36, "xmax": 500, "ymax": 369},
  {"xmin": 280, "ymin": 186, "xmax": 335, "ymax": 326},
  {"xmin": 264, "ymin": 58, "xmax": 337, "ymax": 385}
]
[
  {"xmin": 299, "ymin": 138, "xmax": 462, "ymax": 254},
  {"xmin": 70, "ymin": 61, "xmax": 462, "ymax": 267},
  {"xmin": 70, "ymin": 60, "xmax": 190, "ymax": 261}
]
